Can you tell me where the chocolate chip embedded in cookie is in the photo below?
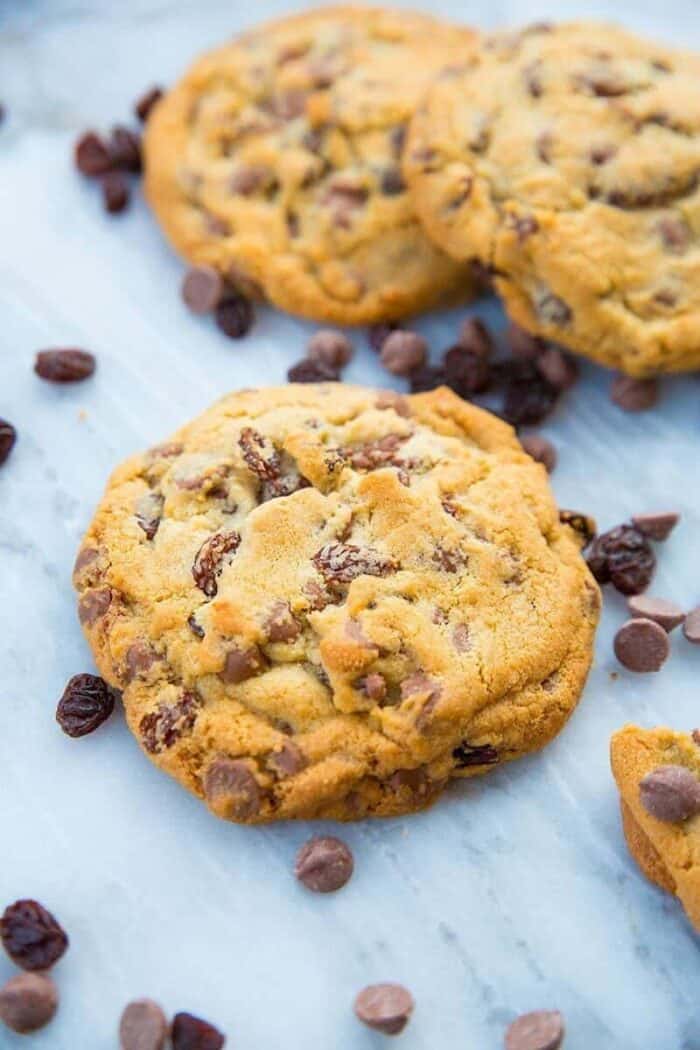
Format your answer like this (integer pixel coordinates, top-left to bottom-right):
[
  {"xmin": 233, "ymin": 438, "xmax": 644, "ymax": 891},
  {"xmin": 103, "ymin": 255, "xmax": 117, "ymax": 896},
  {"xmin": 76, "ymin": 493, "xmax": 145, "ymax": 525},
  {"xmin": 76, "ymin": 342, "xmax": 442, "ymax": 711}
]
[
  {"xmin": 405, "ymin": 22, "xmax": 700, "ymax": 376},
  {"xmin": 610, "ymin": 725, "xmax": 700, "ymax": 932},
  {"xmin": 143, "ymin": 7, "xmax": 477, "ymax": 325},
  {"xmin": 75, "ymin": 384, "xmax": 599, "ymax": 824}
]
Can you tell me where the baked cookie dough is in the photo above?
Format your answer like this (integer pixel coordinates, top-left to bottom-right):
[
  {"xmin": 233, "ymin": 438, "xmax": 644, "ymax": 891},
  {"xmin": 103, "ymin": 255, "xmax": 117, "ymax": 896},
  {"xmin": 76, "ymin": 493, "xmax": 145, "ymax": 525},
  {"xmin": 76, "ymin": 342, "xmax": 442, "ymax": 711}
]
[
  {"xmin": 610, "ymin": 725, "xmax": 700, "ymax": 932},
  {"xmin": 405, "ymin": 21, "xmax": 700, "ymax": 376},
  {"xmin": 144, "ymin": 6, "xmax": 477, "ymax": 324},
  {"xmin": 74, "ymin": 384, "xmax": 599, "ymax": 824}
]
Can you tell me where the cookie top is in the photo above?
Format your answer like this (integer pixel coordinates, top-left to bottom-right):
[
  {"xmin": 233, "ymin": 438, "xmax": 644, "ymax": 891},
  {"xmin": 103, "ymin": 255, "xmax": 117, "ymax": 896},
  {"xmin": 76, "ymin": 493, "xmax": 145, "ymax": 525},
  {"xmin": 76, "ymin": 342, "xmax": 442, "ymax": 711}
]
[
  {"xmin": 405, "ymin": 21, "xmax": 700, "ymax": 376},
  {"xmin": 74, "ymin": 384, "xmax": 599, "ymax": 824},
  {"xmin": 611, "ymin": 725, "xmax": 700, "ymax": 931},
  {"xmin": 144, "ymin": 6, "xmax": 476, "ymax": 325}
]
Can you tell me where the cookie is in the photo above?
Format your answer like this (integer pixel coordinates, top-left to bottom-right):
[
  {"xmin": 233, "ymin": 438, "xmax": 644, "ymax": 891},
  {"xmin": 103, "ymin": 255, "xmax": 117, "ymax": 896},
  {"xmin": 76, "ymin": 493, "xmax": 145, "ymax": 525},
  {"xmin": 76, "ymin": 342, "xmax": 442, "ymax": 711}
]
[
  {"xmin": 610, "ymin": 725, "xmax": 700, "ymax": 931},
  {"xmin": 74, "ymin": 384, "xmax": 599, "ymax": 824},
  {"xmin": 405, "ymin": 21, "xmax": 700, "ymax": 376},
  {"xmin": 144, "ymin": 6, "xmax": 477, "ymax": 325}
]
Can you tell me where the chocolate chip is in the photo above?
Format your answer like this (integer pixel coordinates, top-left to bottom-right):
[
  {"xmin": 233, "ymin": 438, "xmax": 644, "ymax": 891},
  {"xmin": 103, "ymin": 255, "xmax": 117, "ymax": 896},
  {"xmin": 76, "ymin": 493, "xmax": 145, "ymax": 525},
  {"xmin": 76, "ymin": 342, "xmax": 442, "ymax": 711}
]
[
  {"xmin": 534, "ymin": 291, "xmax": 572, "ymax": 327},
  {"xmin": 380, "ymin": 166, "xmax": 405, "ymax": 195},
  {"xmin": 135, "ymin": 86, "xmax": 164, "ymax": 123},
  {"xmin": 0, "ymin": 973, "xmax": 58, "ymax": 1034},
  {"xmin": 535, "ymin": 348, "xmax": 578, "ymax": 390},
  {"xmin": 0, "ymin": 900, "xmax": 68, "ymax": 972},
  {"xmin": 125, "ymin": 641, "xmax": 158, "ymax": 680},
  {"xmin": 214, "ymin": 295, "xmax": 254, "ymax": 339},
  {"xmin": 368, "ymin": 322, "xmax": 400, "ymax": 352},
  {"xmin": 458, "ymin": 317, "xmax": 493, "ymax": 359},
  {"xmin": 35, "ymin": 348, "xmax": 95, "ymax": 383},
  {"xmin": 443, "ymin": 345, "xmax": 490, "ymax": 396},
  {"xmin": 267, "ymin": 741, "xmax": 305, "ymax": 778},
  {"xmin": 520, "ymin": 434, "xmax": 557, "ymax": 472},
  {"xmin": 506, "ymin": 323, "xmax": 545, "ymax": 361},
  {"xmin": 627, "ymin": 595, "xmax": 685, "ymax": 632},
  {"xmin": 381, "ymin": 330, "xmax": 427, "ymax": 376},
  {"xmin": 683, "ymin": 607, "xmax": 700, "ymax": 645},
  {"xmin": 657, "ymin": 215, "xmax": 690, "ymax": 253},
  {"xmin": 56, "ymin": 673, "xmax": 116, "ymax": 737},
  {"xmin": 171, "ymin": 1011, "xmax": 225, "ymax": 1050},
  {"xmin": 295, "ymin": 836, "xmax": 354, "ymax": 893},
  {"xmin": 354, "ymin": 983, "xmax": 414, "ymax": 1035},
  {"xmin": 0, "ymin": 419, "xmax": 16, "ymax": 467},
  {"xmin": 589, "ymin": 143, "xmax": 617, "ymax": 165},
  {"xmin": 409, "ymin": 363, "xmax": 445, "ymax": 393},
  {"xmin": 610, "ymin": 375, "xmax": 659, "ymax": 412},
  {"xmin": 639, "ymin": 765, "xmax": 700, "ymax": 822},
  {"xmin": 181, "ymin": 266, "xmax": 225, "ymax": 314},
  {"xmin": 265, "ymin": 602, "xmax": 302, "ymax": 643},
  {"xmin": 140, "ymin": 691, "xmax": 200, "ymax": 754},
  {"xmin": 78, "ymin": 586, "xmax": 113, "ymax": 625},
  {"xmin": 586, "ymin": 524, "xmax": 655, "ymax": 594},
  {"xmin": 358, "ymin": 672, "xmax": 387, "ymax": 702},
  {"xmin": 109, "ymin": 126, "xmax": 142, "ymax": 173},
  {"xmin": 102, "ymin": 170, "xmax": 130, "ymax": 213},
  {"xmin": 631, "ymin": 511, "xmax": 679, "ymax": 541},
  {"xmin": 222, "ymin": 645, "xmax": 265, "ymax": 683},
  {"xmin": 307, "ymin": 329, "xmax": 353, "ymax": 369},
  {"xmin": 504, "ymin": 1009, "xmax": 564, "ymax": 1050},
  {"xmin": 287, "ymin": 358, "xmax": 339, "ymax": 383},
  {"xmin": 119, "ymin": 999, "xmax": 169, "ymax": 1050},
  {"xmin": 203, "ymin": 756, "xmax": 261, "ymax": 821},
  {"xmin": 74, "ymin": 131, "xmax": 112, "ymax": 176},
  {"xmin": 614, "ymin": 617, "xmax": 670, "ymax": 672},
  {"xmin": 135, "ymin": 491, "xmax": 163, "ymax": 540},
  {"xmin": 230, "ymin": 164, "xmax": 272, "ymax": 195}
]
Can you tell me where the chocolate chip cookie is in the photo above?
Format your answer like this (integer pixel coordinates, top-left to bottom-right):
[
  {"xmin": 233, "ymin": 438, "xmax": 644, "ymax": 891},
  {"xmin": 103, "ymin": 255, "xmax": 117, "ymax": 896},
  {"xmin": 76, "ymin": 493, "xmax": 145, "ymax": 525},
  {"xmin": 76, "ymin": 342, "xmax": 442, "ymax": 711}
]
[
  {"xmin": 610, "ymin": 725, "xmax": 700, "ymax": 932},
  {"xmin": 405, "ymin": 22, "xmax": 700, "ymax": 376},
  {"xmin": 144, "ymin": 7, "xmax": 476, "ymax": 325},
  {"xmin": 74, "ymin": 384, "xmax": 599, "ymax": 823}
]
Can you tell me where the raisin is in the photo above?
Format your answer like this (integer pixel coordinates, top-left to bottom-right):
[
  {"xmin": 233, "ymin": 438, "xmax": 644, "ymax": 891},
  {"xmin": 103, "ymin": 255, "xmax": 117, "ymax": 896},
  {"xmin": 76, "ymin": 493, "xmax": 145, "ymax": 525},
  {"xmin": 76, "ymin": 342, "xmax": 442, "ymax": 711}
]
[
  {"xmin": 192, "ymin": 530, "xmax": 240, "ymax": 597},
  {"xmin": 102, "ymin": 171, "xmax": 130, "ymax": 214},
  {"xmin": 139, "ymin": 691, "xmax": 200, "ymax": 754},
  {"xmin": 135, "ymin": 86, "xmax": 164, "ymax": 123},
  {"xmin": 341, "ymin": 434, "xmax": 407, "ymax": 471},
  {"xmin": 1, "ymin": 901, "xmax": 68, "ymax": 972},
  {"xmin": 443, "ymin": 345, "xmax": 491, "ymax": 396},
  {"xmin": 586, "ymin": 524, "xmax": 655, "ymax": 595},
  {"xmin": 312, "ymin": 542, "xmax": 396, "ymax": 587},
  {"xmin": 135, "ymin": 491, "xmax": 163, "ymax": 540},
  {"xmin": 0, "ymin": 419, "xmax": 17, "ymax": 467},
  {"xmin": 108, "ymin": 125, "xmax": 142, "ymax": 172},
  {"xmin": 171, "ymin": 1011, "xmax": 225, "ymax": 1050},
  {"xmin": 408, "ymin": 363, "xmax": 446, "ymax": 393},
  {"xmin": 238, "ymin": 428, "xmax": 280, "ymax": 480},
  {"xmin": 367, "ymin": 322, "xmax": 400, "ymax": 352},
  {"xmin": 287, "ymin": 358, "xmax": 338, "ymax": 383},
  {"xmin": 35, "ymin": 349, "xmax": 96, "ymax": 383},
  {"xmin": 452, "ymin": 742, "xmax": 499, "ymax": 768},
  {"xmin": 496, "ymin": 360, "xmax": 559, "ymax": 426},
  {"xmin": 214, "ymin": 295, "xmax": 254, "ymax": 339},
  {"xmin": 56, "ymin": 673, "xmax": 116, "ymax": 738},
  {"xmin": 74, "ymin": 131, "xmax": 112, "ymax": 176},
  {"xmin": 559, "ymin": 509, "xmax": 596, "ymax": 546}
]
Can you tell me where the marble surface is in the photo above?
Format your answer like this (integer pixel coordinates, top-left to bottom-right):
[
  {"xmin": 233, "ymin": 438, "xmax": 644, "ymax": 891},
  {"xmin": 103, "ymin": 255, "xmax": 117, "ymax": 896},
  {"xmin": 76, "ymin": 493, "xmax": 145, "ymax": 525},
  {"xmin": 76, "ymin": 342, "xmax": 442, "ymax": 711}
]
[{"xmin": 1, "ymin": 2, "xmax": 699, "ymax": 1047}]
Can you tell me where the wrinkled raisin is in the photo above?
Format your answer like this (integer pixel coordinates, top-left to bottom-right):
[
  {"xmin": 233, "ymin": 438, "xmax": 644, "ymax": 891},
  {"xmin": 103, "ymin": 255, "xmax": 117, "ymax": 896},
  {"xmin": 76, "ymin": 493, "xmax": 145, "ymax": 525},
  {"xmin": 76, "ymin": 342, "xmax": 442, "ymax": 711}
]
[
  {"xmin": 192, "ymin": 531, "xmax": 240, "ymax": 597},
  {"xmin": 452, "ymin": 742, "xmax": 499, "ymax": 768},
  {"xmin": 1, "ymin": 901, "xmax": 68, "ymax": 972},
  {"xmin": 367, "ymin": 322, "xmax": 400, "ymax": 352},
  {"xmin": 312, "ymin": 542, "xmax": 396, "ymax": 587},
  {"xmin": 287, "ymin": 358, "xmax": 338, "ymax": 383},
  {"xmin": 102, "ymin": 170, "xmax": 130, "ymax": 214},
  {"xmin": 139, "ymin": 691, "xmax": 200, "ymax": 754},
  {"xmin": 56, "ymin": 673, "xmax": 116, "ymax": 738},
  {"xmin": 214, "ymin": 295, "xmax": 254, "ymax": 339},
  {"xmin": 559, "ymin": 509, "xmax": 596, "ymax": 546},
  {"xmin": 108, "ymin": 126, "xmax": 142, "ymax": 173},
  {"xmin": 443, "ymin": 345, "xmax": 491, "ymax": 396},
  {"xmin": 238, "ymin": 428, "xmax": 280, "ymax": 480},
  {"xmin": 74, "ymin": 131, "xmax": 111, "ymax": 176},
  {"xmin": 586, "ymin": 524, "xmax": 655, "ymax": 595},
  {"xmin": 35, "ymin": 349, "xmax": 96, "ymax": 383},
  {"xmin": 135, "ymin": 86, "xmax": 164, "ymax": 123},
  {"xmin": 171, "ymin": 1011, "xmax": 225, "ymax": 1050},
  {"xmin": 0, "ymin": 419, "xmax": 17, "ymax": 466},
  {"xmin": 408, "ymin": 363, "xmax": 445, "ymax": 393},
  {"xmin": 496, "ymin": 359, "xmax": 558, "ymax": 426}
]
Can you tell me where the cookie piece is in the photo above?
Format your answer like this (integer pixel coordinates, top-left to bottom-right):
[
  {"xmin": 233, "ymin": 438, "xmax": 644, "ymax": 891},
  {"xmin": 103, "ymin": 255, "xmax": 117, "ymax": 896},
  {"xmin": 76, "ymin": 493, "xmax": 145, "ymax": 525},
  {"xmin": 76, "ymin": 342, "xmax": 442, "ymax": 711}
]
[
  {"xmin": 610, "ymin": 725, "xmax": 700, "ymax": 931},
  {"xmin": 406, "ymin": 22, "xmax": 700, "ymax": 376},
  {"xmin": 144, "ymin": 7, "xmax": 476, "ymax": 325},
  {"xmin": 75, "ymin": 384, "xmax": 599, "ymax": 824}
]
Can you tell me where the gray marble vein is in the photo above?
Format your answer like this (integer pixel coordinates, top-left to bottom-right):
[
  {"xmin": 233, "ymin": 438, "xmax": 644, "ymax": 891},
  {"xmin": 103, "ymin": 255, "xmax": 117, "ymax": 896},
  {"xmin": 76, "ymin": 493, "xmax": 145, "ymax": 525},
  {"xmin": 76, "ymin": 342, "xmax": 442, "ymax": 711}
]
[{"xmin": 1, "ymin": 2, "xmax": 699, "ymax": 1047}]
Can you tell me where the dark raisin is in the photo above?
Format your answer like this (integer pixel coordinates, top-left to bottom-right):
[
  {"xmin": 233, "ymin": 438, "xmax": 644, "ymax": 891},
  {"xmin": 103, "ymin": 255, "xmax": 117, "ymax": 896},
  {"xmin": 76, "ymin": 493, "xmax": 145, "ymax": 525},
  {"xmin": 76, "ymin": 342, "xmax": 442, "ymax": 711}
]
[
  {"xmin": 192, "ymin": 531, "xmax": 241, "ymax": 597},
  {"xmin": 74, "ymin": 131, "xmax": 112, "ymax": 176},
  {"xmin": 287, "ymin": 359, "xmax": 338, "ymax": 383},
  {"xmin": 559, "ymin": 509, "xmax": 596, "ymax": 546},
  {"xmin": 0, "ymin": 901, "xmax": 68, "ymax": 972},
  {"xmin": 312, "ymin": 542, "xmax": 396, "ymax": 587},
  {"xmin": 380, "ymin": 166, "xmax": 405, "ymax": 195},
  {"xmin": 586, "ymin": 524, "xmax": 655, "ymax": 595},
  {"xmin": 408, "ymin": 363, "xmax": 446, "ymax": 393},
  {"xmin": 139, "ymin": 691, "xmax": 200, "ymax": 754},
  {"xmin": 443, "ymin": 345, "xmax": 491, "ymax": 396},
  {"xmin": 171, "ymin": 1011, "xmax": 225, "ymax": 1050},
  {"xmin": 367, "ymin": 322, "xmax": 400, "ymax": 352},
  {"xmin": 56, "ymin": 673, "xmax": 116, "ymax": 738},
  {"xmin": 35, "ymin": 349, "xmax": 95, "ymax": 383},
  {"xmin": 187, "ymin": 613, "xmax": 205, "ymax": 639},
  {"xmin": 452, "ymin": 742, "xmax": 499, "ymax": 768},
  {"xmin": 0, "ymin": 419, "xmax": 17, "ymax": 466},
  {"xmin": 238, "ymin": 428, "xmax": 280, "ymax": 480},
  {"xmin": 108, "ymin": 126, "xmax": 142, "ymax": 173},
  {"xmin": 135, "ymin": 86, "xmax": 164, "ymax": 123},
  {"xmin": 496, "ymin": 360, "xmax": 558, "ymax": 426},
  {"xmin": 101, "ymin": 170, "xmax": 130, "ymax": 214},
  {"xmin": 214, "ymin": 296, "xmax": 254, "ymax": 339}
]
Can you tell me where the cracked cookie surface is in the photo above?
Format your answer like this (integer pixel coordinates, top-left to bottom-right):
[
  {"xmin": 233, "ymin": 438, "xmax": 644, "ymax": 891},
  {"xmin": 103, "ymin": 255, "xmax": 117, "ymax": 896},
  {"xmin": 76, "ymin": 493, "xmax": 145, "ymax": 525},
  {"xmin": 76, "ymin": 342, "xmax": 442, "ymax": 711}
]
[
  {"xmin": 144, "ymin": 6, "xmax": 476, "ymax": 325},
  {"xmin": 75, "ymin": 384, "xmax": 599, "ymax": 824},
  {"xmin": 611, "ymin": 725, "xmax": 700, "ymax": 932},
  {"xmin": 405, "ymin": 21, "xmax": 700, "ymax": 376}
]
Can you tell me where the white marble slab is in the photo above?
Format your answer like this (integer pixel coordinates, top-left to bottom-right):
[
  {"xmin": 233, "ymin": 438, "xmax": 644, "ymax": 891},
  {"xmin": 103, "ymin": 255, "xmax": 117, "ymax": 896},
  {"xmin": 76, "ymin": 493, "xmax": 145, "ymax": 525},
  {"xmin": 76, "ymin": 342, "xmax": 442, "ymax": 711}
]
[{"xmin": 1, "ymin": 2, "xmax": 699, "ymax": 1047}]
